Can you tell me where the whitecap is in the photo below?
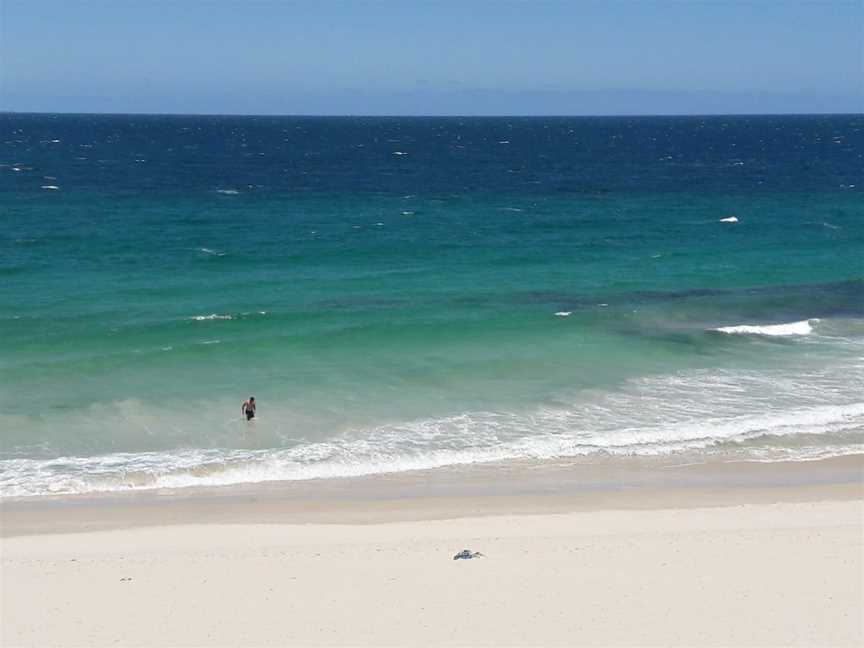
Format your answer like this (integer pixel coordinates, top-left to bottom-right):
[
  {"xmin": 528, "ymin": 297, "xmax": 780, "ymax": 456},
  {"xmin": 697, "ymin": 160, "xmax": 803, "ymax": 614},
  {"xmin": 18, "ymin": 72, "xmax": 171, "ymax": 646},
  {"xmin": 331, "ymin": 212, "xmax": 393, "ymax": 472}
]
[
  {"xmin": 712, "ymin": 319, "xmax": 818, "ymax": 336},
  {"xmin": 40, "ymin": 185, "xmax": 60, "ymax": 190},
  {"xmin": 719, "ymin": 216, "xmax": 738, "ymax": 223},
  {"xmin": 215, "ymin": 189, "xmax": 240, "ymax": 195},
  {"xmin": 554, "ymin": 311, "xmax": 572, "ymax": 317},
  {"xmin": 190, "ymin": 314, "xmax": 233, "ymax": 321},
  {"xmin": 392, "ymin": 151, "xmax": 407, "ymax": 156},
  {"xmin": 198, "ymin": 247, "xmax": 226, "ymax": 256}
]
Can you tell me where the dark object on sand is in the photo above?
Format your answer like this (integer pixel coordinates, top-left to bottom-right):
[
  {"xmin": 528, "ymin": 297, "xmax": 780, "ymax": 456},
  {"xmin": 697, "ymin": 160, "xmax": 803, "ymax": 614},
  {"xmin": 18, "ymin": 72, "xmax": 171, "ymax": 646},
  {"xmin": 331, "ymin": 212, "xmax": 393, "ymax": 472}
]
[{"xmin": 453, "ymin": 549, "xmax": 484, "ymax": 560}]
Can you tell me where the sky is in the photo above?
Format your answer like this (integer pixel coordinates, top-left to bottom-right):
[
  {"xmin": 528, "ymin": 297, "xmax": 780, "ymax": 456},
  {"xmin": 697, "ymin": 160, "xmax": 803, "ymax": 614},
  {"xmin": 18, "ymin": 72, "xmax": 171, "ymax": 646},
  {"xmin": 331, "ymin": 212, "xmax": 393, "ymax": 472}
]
[{"xmin": 1, "ymin": 0, "xmax": 862, "ymax": 116}]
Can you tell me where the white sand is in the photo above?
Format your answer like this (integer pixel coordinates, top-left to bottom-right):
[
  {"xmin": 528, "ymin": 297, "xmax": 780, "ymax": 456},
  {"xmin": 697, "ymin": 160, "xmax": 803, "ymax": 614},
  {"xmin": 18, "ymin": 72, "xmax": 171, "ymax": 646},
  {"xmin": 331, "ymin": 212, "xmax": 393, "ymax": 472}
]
[{"xmin": 3, "ymin": 497, "xmax": 862, "ymax": 646}]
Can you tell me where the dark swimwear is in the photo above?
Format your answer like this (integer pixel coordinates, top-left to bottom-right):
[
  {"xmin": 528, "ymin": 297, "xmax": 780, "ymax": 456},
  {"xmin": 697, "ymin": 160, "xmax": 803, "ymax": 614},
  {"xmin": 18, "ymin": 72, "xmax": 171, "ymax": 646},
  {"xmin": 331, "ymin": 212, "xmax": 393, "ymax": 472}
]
[{"xmin": 245, "ymin": 408, "xmax": 255, "ymax": 420}]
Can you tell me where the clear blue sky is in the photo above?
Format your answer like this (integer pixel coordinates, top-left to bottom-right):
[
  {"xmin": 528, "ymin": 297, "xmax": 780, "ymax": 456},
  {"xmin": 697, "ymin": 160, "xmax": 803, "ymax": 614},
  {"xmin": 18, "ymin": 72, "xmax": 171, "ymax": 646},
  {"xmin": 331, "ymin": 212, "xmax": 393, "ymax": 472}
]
[{"xmin": 1, "ymin": 0, "xmax": 862, "ymax": 115}]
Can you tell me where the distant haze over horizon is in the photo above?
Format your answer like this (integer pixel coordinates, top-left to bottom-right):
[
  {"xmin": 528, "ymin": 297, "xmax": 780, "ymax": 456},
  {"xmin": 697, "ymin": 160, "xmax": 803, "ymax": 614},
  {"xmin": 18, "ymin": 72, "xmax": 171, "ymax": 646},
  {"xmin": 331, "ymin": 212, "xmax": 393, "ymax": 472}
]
[{"xmin": 1, "ymin": 0, "xmax": 862, "ymax": 116}]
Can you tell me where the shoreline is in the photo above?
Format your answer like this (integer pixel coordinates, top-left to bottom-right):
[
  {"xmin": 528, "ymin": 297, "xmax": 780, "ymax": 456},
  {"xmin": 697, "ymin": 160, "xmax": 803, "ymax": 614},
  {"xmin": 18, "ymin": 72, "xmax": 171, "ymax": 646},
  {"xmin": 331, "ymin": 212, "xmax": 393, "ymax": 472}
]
[{"xmin": 3, "ymin": 454, "xmax": 862, "ymax": 536}]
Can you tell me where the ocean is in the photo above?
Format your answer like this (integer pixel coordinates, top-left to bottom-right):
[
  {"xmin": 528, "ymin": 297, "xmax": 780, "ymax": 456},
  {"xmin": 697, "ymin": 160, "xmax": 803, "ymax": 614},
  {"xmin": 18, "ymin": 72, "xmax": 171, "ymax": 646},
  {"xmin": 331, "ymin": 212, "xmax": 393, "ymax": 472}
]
[{"xmin": 1, "ymin": 113, "xmax": 862, "ymax": 498}]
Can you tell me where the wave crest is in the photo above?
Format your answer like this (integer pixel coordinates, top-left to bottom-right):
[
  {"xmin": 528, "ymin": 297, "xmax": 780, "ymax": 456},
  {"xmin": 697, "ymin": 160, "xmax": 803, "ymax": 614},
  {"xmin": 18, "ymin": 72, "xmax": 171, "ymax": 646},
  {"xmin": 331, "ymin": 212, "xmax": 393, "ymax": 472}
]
[{"xmin": 713, "ymin": 319, "xmax": 818, "ymax": 336}]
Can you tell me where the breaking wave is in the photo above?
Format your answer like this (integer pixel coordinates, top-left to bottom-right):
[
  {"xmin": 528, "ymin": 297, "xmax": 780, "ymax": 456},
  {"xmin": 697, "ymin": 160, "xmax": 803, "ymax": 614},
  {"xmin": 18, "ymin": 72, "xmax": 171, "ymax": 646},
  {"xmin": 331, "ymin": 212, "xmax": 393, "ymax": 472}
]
[{"xmin": 713, "ymin": 319, "xmax": 818, "ymax": 336}]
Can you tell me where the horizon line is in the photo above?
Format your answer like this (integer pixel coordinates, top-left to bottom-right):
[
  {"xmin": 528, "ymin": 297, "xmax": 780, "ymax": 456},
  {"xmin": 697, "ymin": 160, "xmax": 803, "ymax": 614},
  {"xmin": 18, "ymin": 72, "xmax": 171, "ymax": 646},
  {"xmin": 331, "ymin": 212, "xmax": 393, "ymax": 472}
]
[{"xmin": 2, "ymin": 109, "xmax": 862, "ymax": 119}]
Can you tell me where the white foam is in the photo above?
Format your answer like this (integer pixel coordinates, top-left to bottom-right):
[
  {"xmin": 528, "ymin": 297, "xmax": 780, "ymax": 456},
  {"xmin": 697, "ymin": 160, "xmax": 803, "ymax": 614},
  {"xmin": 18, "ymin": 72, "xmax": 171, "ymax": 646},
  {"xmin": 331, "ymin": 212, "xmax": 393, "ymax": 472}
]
[
  {"xmin": 392, "ymin": 151, "xmax": 407, "ymax": 156},
  {"xmin": 554, "ymin": 311, "xmax": 572, "ymax": 317},
  {"xmin": 40, "ymin": 185, "xmax": 60, "ymax": 190},
  {"xmin": 719, "ymin": 216, "xmax": 738, "ymax": 223},
  {"xmin": 198, "ymin": 247, "xmax": 226, "ymax": 256},
  {"xmin": 190, "ymin": 314, "xmax": 233, "ymax": 321},
  {"xmin": 713, "ymin": 319, "xmax": 817, "ymax": 336},
  {"xmin": 215, "ymin": 189, "xmax": 240, "ymax": 195}
]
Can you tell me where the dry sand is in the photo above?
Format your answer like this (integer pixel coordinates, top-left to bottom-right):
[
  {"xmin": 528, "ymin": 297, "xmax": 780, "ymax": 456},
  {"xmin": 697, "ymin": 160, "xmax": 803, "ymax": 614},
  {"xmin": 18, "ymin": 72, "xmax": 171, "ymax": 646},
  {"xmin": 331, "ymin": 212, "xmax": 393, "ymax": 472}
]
[{"xmin": 2, "ymin": 480, "xmax": 863, "ymax": 647}]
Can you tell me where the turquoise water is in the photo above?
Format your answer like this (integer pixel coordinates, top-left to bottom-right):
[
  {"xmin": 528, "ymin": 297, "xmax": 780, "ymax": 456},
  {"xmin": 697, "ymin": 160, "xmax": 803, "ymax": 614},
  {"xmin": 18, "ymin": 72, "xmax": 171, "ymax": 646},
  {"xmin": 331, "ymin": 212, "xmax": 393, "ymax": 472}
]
[{"xmin": 2, "ymin": 114, "xmax": 863, "ymax": 496}]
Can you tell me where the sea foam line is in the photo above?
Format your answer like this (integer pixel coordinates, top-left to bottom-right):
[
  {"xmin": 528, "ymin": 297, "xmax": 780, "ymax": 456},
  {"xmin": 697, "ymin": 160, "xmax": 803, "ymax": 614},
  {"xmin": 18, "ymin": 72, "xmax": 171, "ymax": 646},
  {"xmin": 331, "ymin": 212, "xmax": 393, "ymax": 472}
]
[
  {"xmin": 2, "ymin": 400, "xmax": 861, "ymax": 498},
  {"xmin": 3, "ymin": 361, "xmax": 861, "ymax": 498}
]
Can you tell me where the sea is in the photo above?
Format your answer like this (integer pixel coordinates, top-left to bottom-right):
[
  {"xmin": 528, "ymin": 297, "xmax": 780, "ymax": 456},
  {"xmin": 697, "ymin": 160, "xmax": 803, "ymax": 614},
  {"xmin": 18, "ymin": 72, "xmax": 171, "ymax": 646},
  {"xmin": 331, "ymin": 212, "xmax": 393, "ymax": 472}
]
[{"xmin": 1, "ymin": 113, "xmax": 862, "ymax": 498}]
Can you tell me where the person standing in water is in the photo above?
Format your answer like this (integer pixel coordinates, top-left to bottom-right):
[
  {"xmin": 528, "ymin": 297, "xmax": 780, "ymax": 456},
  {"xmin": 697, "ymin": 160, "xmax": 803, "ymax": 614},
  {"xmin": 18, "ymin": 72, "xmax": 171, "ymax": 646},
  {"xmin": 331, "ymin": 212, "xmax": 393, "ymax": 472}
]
[{"xmin": 242, "ymin": 396, "xmax": 256, "ymax": 421}]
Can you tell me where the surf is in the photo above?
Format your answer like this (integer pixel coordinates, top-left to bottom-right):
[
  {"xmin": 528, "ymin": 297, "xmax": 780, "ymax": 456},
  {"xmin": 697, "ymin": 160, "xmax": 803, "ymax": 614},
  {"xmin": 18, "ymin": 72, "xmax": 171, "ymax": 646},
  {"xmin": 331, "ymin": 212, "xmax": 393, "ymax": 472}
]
[{"xmin": 3, "ymin": 362, "xmax": 861, "ymax": 498}]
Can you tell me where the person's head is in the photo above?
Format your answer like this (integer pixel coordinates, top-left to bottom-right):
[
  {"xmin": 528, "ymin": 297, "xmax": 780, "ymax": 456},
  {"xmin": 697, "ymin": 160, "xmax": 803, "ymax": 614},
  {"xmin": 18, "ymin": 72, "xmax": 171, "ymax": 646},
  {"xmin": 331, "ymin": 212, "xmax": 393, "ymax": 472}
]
[{"xmin": 250, "ymin": 396, "xmax": 255, "ymax": 402}]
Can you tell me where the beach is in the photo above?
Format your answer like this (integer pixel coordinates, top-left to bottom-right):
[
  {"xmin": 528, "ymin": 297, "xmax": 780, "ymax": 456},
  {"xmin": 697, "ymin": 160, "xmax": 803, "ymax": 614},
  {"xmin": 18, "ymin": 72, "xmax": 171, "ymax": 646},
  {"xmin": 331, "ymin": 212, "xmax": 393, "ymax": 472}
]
[
  {"xmin": 3, "ymin": 3, "xmax": 863, "ymax": 644},
  {"xmin": 3, "ymin": 456, "xmax": 863, "ymax": 646},
  {"xmin": 3, "ymin": 113, "xmax": 863, "ymax": 646}
]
